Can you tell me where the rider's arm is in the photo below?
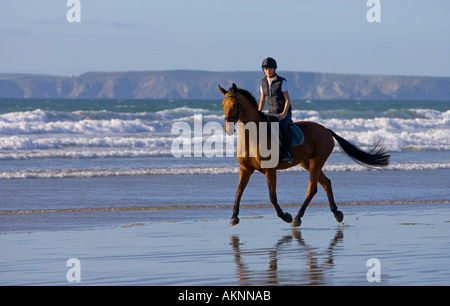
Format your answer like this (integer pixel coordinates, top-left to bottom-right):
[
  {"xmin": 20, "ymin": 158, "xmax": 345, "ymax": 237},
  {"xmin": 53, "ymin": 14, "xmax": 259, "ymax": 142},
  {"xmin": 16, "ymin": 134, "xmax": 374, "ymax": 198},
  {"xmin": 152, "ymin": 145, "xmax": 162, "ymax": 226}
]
[
  {"xmin": 278, "ymin": 91, "xmax": 291, "ymax": 120},
  {"xmin": 258, "ymin": 91, "xmax": 266, "ymax": 112}
]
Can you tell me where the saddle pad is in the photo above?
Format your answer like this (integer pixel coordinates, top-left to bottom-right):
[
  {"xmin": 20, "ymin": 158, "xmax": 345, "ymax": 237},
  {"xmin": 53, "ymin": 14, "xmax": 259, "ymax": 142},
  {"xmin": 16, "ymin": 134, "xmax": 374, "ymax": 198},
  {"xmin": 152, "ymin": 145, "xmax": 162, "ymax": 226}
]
[{"xmin": 289, "ymin": 123, "xmax": 304, "ymax": 147}]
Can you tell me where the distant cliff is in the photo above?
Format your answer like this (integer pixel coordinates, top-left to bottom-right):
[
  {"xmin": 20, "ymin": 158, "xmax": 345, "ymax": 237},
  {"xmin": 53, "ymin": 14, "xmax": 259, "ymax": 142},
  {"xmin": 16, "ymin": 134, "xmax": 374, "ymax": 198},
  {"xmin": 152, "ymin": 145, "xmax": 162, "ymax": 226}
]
[{"xmin": 1, "ymin": 70, "xmax": 449, "ymax": 100}]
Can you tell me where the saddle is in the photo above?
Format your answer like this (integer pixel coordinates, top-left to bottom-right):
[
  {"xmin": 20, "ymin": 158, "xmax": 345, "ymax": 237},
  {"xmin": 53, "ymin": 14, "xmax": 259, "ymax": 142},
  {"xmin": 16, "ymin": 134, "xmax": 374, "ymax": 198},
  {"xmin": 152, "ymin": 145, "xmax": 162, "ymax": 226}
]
[{"xmin": 288, "ymin": 122, "xmax": 304, "ymax": 147}]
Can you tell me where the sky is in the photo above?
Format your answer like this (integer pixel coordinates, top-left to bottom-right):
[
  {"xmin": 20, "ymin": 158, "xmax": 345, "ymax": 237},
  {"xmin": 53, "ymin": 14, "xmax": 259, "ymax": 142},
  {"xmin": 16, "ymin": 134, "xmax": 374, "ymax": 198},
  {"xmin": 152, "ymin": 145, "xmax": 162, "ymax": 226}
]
[{"xmin": 1, "ymin": 0, "xmax": 449, "ymax": 77}]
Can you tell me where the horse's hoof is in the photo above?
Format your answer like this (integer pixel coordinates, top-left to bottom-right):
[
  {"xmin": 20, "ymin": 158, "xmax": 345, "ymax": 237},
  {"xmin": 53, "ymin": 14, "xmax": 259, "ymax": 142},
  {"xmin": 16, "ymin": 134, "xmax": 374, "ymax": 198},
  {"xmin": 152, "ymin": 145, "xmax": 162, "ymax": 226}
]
[
  {"xmin": 279, "ymin": 212, "xmax": 292, "ymax": 223},
  {"xmin": 334, "ymin": 211, "xmax": 344, "ymax": 223},
  {"xmin": 229, "ymin": 217, "xmax": 240, "ymax": 227},
  {"xmin": 283, "ymin": 212, "xmax": 293, "ymax": 223},
  {"xmin": 291, "ymin": 218, "xmax": 302, "ymax": 228}
]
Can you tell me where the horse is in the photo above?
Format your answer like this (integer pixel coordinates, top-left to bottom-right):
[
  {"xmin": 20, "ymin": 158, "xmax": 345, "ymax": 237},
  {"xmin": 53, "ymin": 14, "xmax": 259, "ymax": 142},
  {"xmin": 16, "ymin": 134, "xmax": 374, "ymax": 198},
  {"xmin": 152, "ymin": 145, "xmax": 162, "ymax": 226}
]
[{"xmin": 219, "ymin": 83, "xmax": 390, "ymax": 227}]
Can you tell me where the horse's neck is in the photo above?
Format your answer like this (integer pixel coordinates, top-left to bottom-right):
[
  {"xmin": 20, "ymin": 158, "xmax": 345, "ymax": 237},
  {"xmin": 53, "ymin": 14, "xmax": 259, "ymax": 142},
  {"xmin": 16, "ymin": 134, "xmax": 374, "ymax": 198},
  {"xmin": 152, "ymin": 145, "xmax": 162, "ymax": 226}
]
[{"xmin": 239, "ymin": 95, "xmax": 266, "ymax": 123}]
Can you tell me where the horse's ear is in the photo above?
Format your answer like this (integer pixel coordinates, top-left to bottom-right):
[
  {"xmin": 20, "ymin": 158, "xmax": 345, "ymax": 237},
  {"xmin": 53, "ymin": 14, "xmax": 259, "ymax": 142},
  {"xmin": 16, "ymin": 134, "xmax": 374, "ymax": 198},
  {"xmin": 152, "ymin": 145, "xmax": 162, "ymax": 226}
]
[
  {"xmin": 218, "ymin": 85, "xmax": 227, "ymax": 96},
  {"xmin": 231, "ymin": 83, "xmax": 238, "ymax": 93}
]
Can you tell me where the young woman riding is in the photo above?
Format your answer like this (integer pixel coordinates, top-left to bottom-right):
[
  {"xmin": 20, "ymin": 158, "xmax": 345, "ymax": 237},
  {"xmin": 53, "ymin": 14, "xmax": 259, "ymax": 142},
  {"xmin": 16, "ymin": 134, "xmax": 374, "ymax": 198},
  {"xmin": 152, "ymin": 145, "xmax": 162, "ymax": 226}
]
[{"xmin": 258, "ymin": 57, "xmax": 294, "ymax": 163}]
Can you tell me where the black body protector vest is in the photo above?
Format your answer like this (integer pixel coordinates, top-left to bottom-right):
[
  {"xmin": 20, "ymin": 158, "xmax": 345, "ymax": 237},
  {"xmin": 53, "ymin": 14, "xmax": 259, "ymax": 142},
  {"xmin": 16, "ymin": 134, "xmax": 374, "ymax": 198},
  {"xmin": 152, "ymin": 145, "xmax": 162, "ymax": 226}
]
[{"xmin": 260, "ymin": 74, "xmax": 291, "ymax": 114}]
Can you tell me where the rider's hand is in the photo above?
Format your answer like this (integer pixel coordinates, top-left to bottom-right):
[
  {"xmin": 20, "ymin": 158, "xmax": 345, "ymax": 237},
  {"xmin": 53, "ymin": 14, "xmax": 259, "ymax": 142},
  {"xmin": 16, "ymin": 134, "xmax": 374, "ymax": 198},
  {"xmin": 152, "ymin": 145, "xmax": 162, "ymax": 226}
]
[{"xmin": 278, "ymin": 112, "xmax": 287, "ymax": 120}]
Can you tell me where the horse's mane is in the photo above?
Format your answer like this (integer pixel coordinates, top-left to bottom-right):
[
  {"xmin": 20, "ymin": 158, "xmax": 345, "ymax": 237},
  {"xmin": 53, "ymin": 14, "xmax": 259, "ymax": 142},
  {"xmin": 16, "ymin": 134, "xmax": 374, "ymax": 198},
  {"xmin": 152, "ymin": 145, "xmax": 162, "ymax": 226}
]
[{"xmin": 232, "ymin": 87, "xmax": 265, "ymax": 117}]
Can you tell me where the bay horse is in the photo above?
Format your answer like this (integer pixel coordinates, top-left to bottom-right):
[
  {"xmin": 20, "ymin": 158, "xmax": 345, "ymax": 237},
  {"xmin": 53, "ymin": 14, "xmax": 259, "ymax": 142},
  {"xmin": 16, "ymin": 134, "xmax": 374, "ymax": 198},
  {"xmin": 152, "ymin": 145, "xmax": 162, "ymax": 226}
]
[{"xmin": 219, "ymin": 84, "xmax": 390, "ymax": 227}]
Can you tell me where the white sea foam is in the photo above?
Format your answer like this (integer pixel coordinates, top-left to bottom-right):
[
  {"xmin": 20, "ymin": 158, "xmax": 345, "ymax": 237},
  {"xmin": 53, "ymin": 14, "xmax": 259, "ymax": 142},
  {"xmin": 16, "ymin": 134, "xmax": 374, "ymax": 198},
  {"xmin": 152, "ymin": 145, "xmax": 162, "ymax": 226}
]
[
  {"xmin": 0, "ymin": 118, "xmax": 156, "ymax": 135},
  {"xmin": 1, "ymin": 108, "xmax": 448, "ymax": 150},
  {"xmin": 291, "ymin": 109, "xmax": 450, "ymax": 151},
  {"xmin": 0, "ymin": 102, "xmax": 448, "ymax": 178},
  {"xmin": 1, "ymin": 161, "xmax": 449, "ymax": 179}
]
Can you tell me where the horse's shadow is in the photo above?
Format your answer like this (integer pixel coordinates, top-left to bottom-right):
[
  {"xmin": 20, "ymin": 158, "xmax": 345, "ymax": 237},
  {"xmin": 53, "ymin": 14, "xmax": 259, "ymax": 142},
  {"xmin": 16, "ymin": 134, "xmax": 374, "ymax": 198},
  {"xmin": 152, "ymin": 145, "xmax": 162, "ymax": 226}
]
[{"xmin": 230, "ymin": 228, "xmax": 344, "ymax": 285}]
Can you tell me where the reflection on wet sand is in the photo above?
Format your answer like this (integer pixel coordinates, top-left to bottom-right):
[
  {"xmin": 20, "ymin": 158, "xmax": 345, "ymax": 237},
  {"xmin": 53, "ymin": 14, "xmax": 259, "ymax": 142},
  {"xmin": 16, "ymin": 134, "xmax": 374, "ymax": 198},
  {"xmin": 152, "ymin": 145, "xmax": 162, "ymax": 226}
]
[{"xmin": 230, "ymin": 228, "xmax": 344, "ymax": 285}]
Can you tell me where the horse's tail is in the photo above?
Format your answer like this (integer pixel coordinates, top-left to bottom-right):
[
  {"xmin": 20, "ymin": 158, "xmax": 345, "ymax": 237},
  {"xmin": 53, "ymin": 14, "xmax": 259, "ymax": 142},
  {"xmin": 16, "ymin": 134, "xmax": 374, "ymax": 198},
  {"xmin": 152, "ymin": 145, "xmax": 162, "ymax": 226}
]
[{"xmin": 328, "ymin": 129, "xmax": 390, "ymax": 168}]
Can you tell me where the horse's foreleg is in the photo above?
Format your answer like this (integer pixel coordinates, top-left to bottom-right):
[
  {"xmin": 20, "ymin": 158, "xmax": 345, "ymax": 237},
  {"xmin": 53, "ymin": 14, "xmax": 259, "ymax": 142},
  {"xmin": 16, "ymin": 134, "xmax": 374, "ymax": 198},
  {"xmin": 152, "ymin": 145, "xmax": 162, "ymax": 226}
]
[
  {"xmin": 318, "ymin": 171, "xmax": 344, "ymax": 223},
  {"xmin": 265, "ymin": 170, "xmax": 292, "ymax": 224},
  {"xmin": 292, "ymin": 178, "xmax": 317, "ymax": 227},
  {"xmin": 230, "ymin": 166, "xmax": 253, "ymax": 226},
  {"xmin": 292, "ymin": 162, "xmax": 319, "ymax": 227}
]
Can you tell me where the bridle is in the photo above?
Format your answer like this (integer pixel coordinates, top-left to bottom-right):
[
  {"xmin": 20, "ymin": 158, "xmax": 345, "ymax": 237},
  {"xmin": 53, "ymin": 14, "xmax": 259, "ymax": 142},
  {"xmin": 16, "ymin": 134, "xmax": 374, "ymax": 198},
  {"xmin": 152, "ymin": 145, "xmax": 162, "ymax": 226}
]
[{"xmin": 224, "ymin": 94, "xmax": 242, "ymax": 122}]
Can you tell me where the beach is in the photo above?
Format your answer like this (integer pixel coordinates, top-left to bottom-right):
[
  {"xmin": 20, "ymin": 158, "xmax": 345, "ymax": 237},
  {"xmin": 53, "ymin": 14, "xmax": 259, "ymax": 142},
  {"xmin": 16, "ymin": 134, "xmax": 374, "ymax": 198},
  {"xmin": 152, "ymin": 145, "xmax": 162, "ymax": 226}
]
[
  {"xmin": 1, "ymin": 200, "xmax": 449, "ymax": 286},
  {"xmin": 1, "ymin": 170, "xmax": 450, "ymax": 286},
  {"xmin": 1, "ymin": 169, "xmax": 449, "ymax": 233}
]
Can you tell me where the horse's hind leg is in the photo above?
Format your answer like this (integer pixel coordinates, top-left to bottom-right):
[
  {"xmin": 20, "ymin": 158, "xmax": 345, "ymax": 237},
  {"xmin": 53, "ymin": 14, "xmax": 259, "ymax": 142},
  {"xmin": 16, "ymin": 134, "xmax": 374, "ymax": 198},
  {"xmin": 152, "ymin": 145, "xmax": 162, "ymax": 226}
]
[
  {"xmin": 265, "ymin": 169, "xmax": 292, "ymax": 224},
  {"xmin": 318, "ymin": 171, "xmax": 344, "ymax": 223},
  {"xmin": 230, "ymin": 166, "xmax": 253, "ymax": 226}
]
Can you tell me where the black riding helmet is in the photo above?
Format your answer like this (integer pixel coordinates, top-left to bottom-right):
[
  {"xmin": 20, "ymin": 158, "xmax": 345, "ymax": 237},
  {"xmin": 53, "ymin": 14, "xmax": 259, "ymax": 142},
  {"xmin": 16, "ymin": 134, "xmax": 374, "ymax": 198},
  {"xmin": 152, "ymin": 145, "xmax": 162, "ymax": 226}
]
[{"xmin": 261, "ymin": 57, "xmax": 277, "ymax": 70}]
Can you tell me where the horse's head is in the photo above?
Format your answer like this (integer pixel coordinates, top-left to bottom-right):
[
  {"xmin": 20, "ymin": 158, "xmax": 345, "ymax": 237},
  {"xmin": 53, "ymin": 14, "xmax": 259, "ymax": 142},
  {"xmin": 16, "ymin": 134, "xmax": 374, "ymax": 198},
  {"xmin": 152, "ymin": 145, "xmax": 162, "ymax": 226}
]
[{"xmin": 219, "ymin": 83, "xmax": 242, "ymax": 135}]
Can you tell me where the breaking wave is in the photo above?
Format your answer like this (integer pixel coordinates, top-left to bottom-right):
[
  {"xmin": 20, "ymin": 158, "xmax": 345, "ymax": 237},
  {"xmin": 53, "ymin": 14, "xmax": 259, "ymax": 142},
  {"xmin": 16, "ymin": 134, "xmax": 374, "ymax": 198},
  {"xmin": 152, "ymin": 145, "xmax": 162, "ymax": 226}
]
[
  {"xmin": 0, "ymin": 107, "xmax": 448, "ymax": 154},
  {"xmin": 0, "ymin": 99, "xmax": 448, "ymax": 179}
]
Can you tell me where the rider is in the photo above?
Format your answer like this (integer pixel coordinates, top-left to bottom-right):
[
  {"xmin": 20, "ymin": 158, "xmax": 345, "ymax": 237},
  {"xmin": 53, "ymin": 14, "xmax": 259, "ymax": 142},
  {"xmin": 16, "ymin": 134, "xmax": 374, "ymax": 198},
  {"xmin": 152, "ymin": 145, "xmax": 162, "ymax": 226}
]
[{"xmin": 258, "ymin": 57, "xmax": 294, "ymax": 163}]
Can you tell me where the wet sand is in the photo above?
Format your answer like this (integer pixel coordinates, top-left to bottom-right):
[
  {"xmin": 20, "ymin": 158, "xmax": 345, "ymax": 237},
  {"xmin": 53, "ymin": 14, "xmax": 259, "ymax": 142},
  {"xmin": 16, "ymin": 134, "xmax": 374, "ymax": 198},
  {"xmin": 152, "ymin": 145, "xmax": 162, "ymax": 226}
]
[{"xmin": 1, "ymin": 202, "xmax": 449, "ymax": 286}]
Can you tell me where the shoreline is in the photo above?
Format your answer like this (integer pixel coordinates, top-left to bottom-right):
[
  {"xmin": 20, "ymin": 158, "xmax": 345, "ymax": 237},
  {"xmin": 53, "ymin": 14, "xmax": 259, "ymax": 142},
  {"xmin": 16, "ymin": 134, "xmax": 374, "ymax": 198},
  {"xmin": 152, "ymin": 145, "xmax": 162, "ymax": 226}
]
[
  {"xmin": 1, "ymin": 200, "xmax": 449, "ymax": 235},
  {"xmin": 1, "ymin": 168, "xmax": 449, "ymax": 234},
  {"xmin": 1, "ymin": 198, "xmax": 450, "ymax": 215}
]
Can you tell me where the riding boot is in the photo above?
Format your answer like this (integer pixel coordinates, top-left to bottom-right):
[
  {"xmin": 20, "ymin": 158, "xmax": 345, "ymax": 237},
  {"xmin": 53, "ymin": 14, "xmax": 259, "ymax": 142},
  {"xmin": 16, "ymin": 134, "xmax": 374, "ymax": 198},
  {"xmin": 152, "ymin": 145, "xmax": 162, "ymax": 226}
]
[{"xmin": 281, "ymin": 130, "xmax": 294, "ymax": 163}]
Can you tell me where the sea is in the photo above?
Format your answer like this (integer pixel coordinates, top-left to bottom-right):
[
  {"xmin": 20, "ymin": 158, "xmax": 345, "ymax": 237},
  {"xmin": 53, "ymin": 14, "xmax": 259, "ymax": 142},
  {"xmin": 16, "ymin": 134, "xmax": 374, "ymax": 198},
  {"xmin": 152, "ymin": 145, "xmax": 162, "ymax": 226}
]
[{"xmin": 0, "ymin": 98, "xmax": 449, "ymax": 232}]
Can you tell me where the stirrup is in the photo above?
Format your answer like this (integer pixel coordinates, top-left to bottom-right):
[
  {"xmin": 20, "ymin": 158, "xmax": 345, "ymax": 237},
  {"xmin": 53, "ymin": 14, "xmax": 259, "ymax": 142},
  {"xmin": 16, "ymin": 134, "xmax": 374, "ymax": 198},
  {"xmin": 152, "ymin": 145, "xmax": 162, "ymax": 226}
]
[{"xmin": 283, "ymin": 152, "xmax": 294, "ymax": 163}]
